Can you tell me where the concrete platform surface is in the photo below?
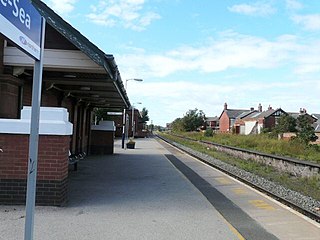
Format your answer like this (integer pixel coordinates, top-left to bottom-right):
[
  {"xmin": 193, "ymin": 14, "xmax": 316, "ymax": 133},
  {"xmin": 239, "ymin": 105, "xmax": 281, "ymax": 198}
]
[
  {"xmin": 158, "ymin": 139, "xmax": 320, "ymax": 240},
  {"xmin": 0, "ymin": 138, "xmax": 241, "ymax": 240}
]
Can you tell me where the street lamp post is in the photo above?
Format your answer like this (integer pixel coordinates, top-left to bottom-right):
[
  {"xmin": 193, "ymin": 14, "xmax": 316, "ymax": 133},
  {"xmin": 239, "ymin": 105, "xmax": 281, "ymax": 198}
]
[
  {"xmin": 122, "ymin": 78, "xmax": 143, "ymax": 149},
  {"xmin": 121, "ymin": 108, "xmax": 126, "ymax": 149}
]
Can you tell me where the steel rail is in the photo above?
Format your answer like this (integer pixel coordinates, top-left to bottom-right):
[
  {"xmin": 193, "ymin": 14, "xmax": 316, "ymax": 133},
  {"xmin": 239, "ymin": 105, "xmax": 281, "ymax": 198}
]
[{"xmin": 170, "ymin": 134, "xmax": 320, "ymax": 169}]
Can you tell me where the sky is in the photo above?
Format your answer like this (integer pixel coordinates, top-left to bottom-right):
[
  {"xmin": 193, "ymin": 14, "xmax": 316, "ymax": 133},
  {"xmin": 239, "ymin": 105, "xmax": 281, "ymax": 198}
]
[{"xmin": 42, "ymin": 0, "xmax": 320, "ymax": 126}]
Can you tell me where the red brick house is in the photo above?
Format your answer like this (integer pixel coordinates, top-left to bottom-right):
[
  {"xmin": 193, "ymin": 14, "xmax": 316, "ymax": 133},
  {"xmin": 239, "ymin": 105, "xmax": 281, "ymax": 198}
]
[{"xmin": 219, "ymin": 103, "xmax": 253, "ymax": 133}]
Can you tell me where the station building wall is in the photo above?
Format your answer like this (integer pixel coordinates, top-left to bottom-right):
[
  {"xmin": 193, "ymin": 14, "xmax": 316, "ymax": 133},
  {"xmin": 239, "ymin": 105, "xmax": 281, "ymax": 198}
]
[
  {"xmin": 0, "ymin": 134, "xmax": 70, "ymax": 206},
  {"xmin": 0, "ymin": 37, "xmax": 93, "ymax": 205}
]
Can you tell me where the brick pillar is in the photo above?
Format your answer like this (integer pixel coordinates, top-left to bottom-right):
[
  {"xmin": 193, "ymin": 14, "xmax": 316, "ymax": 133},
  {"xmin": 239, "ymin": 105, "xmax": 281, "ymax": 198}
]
[
  {"xmin": 77, "ymin": 105, "xmax": 84, "ymax": 153},
  {"xmin": 0, "ymin": 75, "xmax": 23, "ymax": 119},
  {"xmin": 87, "ymin": 109, "xmax": 94, "ymax": 153},
  {"xmin": 0, "ymin": 134, "xmax": 70, "ymax": 206},
  {"xmin": 71, "ymin": 104, "xmax": 78, "ymax": 153},
  {"xmin": 0, "ymin": 39, "xmax": 4, "ymax": 73},
  {"xmin": 81, "ymin": 107, "xmax": 88, "ymax": 153}
]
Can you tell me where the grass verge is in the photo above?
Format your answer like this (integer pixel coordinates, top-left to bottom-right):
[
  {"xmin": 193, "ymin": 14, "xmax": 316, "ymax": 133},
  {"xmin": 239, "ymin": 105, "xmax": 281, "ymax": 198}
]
[
  {"xmin": 175, "ymin": 131, "xmax": 320, "ymax": 164},
  {"xmin": 159, "ymin": 133, "xmax": 320, "ymax": 201}
]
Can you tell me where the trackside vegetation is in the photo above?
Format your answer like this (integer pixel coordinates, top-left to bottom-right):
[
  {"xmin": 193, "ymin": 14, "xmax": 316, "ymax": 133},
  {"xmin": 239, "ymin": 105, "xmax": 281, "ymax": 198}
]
[
  {"xmin": 171, "ymin": 131, "xmax": 320, "ymax": 164},
  {"xmin": 170, "ymin": 110, "xmax": 319, "ymax": 163},
  {"xmin": 159, "ymin": 132, "xmax": 320, "ymax": 201}
]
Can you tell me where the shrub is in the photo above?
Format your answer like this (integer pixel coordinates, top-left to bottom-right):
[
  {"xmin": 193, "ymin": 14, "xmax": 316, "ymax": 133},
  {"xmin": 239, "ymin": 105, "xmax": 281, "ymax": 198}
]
[{"xmin": 204, "ymin": 128, "xmax": 214, "ymax": 137}]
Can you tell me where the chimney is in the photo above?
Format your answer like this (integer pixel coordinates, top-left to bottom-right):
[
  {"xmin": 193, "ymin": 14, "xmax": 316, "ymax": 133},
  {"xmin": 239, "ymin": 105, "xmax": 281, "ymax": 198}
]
[
  {"xmin": 268, "ymin": 105, "xmax": 272, "ymax": 110},
  {"xmin": 300, "ymin": 108, "xmax": 307, "ymax": 114},
  {"xmin": 250, "ymin": 107, "xmax": 254, "ymax": 111},
  {"xmin": 258, "ymin": 103, "xmax": 262, "ymax": 112},
  {"xmin": 224, "ymin": 102, "xmax": 228, "ymax": 110}
]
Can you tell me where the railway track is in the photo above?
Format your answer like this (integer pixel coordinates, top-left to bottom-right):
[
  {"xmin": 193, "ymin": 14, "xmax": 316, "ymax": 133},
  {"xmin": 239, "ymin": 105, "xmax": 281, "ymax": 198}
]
[
  {"xmin": 169, "ymin": 133, "xmax": 320, "ymax": 176},
  {"xmin": 156, "ymin": 134, "xmax": 320, "ymax": 223}
]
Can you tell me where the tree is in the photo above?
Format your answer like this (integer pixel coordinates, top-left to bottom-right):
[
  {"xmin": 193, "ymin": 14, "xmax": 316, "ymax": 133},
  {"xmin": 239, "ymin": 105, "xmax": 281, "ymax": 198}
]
[
  {"xmin": 140, "ymin": 107, "xmax": 149, "ymax": 123},
  {"xmin": 171, "ymin": 118, "xmax": 185, "ymax": 132},
  {"xmin": 93, "ymin": 108, "xmax": 111, "ymax": 123},
  {"xmin": 296, "ymin": 115, "xmax": 318, "ymax": 144},
  {"xmin": 170, "ymin": 108, "xmax": 207, "ymax": 132},
  {"xmin": 182, "ymin": 109, "xmax": 206, "ymax": 132},
  {"xmin": 274, "ymin": 115, "xmax": 297, "ymax": 133}
]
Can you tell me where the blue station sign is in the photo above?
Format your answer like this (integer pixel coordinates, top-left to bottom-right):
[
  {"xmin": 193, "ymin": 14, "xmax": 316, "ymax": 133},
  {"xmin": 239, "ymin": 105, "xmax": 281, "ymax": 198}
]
[{"xmin": 0, "ymin": 0, "xmax": 42, "ymax": 60}]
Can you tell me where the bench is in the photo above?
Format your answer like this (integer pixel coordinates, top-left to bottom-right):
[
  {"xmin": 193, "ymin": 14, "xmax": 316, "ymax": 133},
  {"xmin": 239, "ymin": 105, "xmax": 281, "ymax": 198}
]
[{"xmin": 69, "ymin": 152, "xmax": 86, "ymax": 171}]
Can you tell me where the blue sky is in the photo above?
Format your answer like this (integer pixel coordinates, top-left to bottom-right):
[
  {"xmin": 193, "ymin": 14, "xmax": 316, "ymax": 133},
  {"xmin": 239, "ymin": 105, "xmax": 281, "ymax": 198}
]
[{"xmin": 42, "ymin": 0, "xmax": 320, "ymax": 126}]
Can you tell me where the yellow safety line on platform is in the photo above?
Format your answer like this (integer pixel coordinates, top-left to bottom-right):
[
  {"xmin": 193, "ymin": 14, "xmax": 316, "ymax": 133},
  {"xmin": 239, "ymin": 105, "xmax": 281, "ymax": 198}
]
[
  {"xmin": 224, "ymin": 219, "xmax": 246, "ymax": 240},
  {"xmin": 216, "ymin": 177, "xmax": 233, "ymax": 185},
  {"xmin": 232, "ymin": 187, "xmax": 248, "ymax": 195},
  {"xmin": 249, "ymin": 200, "xmax": 275, "ymax": 210}
]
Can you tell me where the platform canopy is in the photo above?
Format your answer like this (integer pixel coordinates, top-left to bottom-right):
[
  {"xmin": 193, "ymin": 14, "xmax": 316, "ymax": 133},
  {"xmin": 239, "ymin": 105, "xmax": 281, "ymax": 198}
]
[{"xmin": 3, "ymin": 0, "xmax": 130, "ymax": 111}]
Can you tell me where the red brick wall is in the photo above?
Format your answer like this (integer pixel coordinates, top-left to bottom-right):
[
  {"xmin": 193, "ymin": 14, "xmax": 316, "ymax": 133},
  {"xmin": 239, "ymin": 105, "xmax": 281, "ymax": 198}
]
[
  {"xmin": 108, "ymin": 115, "xmax": 122, "ymax": 137},
  {"xmin": 0, "ymin": 134, "xmax": 70, "ymax": 206},
  {"xmin": 61, "ymin": 98, "xmax": 74, "ymax": 121},
  {"xmin": 21, "ymin": 84, "xmax": 91, "ymax": 156},
  {"xmin": 0, "ymin": 75, "xmax": 23, "ymax": 119},
  {"xmin": 61, "ymin": 99, "xmax": 75, "ymax": 153},
  {"xmin": 22, "ymin": 81, "xmax": 32, "ymax": 106},
  {"xmin": 219, "ymin": 111, "xmax": 230, "ymax": 132},
  {"xmin": 264, "ymin": 116, "xmax": 275, "ymax": 129},
  {"xmin": 0, "ymin": 39, "xmax": 4, "ymax": 73},
  {"xmin": 23, "ymin": 81, "xmax": 59, "ymax": 107},
  {"xmin": 41, "ymin": 91, "xmax": 59, "ymax": 107},
  {"xmin": 82, "ymin": 108, "xmax": 91, "ymax": 153}
]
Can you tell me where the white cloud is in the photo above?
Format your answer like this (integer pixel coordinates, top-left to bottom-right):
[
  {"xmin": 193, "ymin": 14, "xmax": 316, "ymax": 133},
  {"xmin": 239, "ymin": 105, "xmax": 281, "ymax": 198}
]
[
  {"xmin": 127, "ymin": 79, "xmax": 319, "ymax": 126},
  {"xmin": 285, "ymin": 0, "xmax": 303, "ymax": 10},
  {"xmin": 118, "ymin": 31, "xmax": 320, "ymax": 84},
  {"xmin": 119, "ymin": 31, "xmax": 320, "ymax": 125},
  {"xmin": 117, "ymin": 32, "xmax": 300, "ymax": 79},
  {"xmin": 228, "ymin": 2, "xmax": 276, "ymax": 17},
  {"xmin": 45, "ymin": 0, "xmax": 77, "ymax": 15},
  {"xmin": 294, "ymin": 41, "xmax": 320, "ymax": 74},
  {"xmin": 86, "ymin": 0, "xmax": 160, "ymax": 31},
  {"xmin": 292, "ymin": 14, "xmax": 320, "ymax": 31}
]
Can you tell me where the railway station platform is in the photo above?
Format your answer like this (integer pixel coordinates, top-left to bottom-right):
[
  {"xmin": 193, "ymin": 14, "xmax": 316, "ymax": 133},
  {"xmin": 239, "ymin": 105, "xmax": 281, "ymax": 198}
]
[{"xmin": 0, "ymin": 137, "xmax": 319, "ymax": 239}]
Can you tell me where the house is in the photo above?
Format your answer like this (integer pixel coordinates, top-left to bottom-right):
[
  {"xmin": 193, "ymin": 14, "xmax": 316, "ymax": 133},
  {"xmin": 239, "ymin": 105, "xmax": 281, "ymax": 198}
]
[
  {"xmin": 287, "ymin": 108, "xmax": 317, "ymax": 124},
  {"xmin": 282, "ymin": 110, "xmax": 319, "ymax": 142},
  {"xmin": 219, "ymin": 103, "xmax": 254, "ymax": 133},
  {"xmin": 206, "ymin": 116, "xmax": 219, "ymax": 131},
  {"xmin": 312, "ymin": 114, "xmax": 320, "ymax": 144},
  {"xmin": 236, "ymin": 104, "xmax": 286, "ymax": 135}
]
